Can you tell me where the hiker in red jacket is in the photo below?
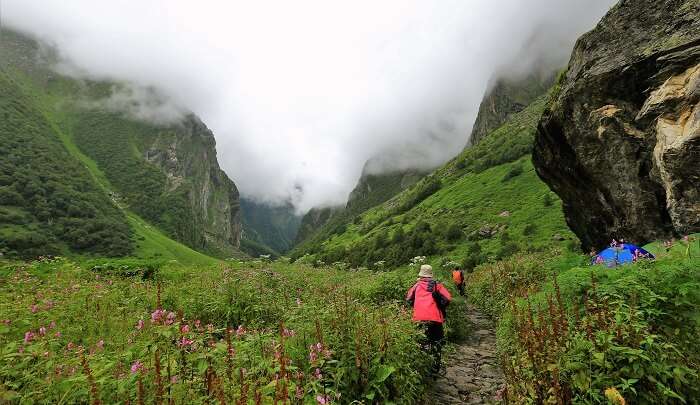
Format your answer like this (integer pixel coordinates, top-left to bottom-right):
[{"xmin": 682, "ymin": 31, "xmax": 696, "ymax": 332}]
[
  {"xmin": 452, "ymin": 266, "xmax": 465, "ymax": 296},
  {"xmin": 406, "ymin": 264, "xmax": 452, "ymax": 372}
]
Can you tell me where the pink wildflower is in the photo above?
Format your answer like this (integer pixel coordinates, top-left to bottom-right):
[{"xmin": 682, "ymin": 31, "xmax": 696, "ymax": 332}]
[
  {"xmin": 2, "ymin": 319, "xmax": 9, "ymax": 325},
  {"xmin": 151, "ymin": 309, "xmax": 165, "ymax": 323},
  {"xmin": 54, "ymin": 331, "xmax": 62, "ymax": 338},
  {"xmin": 67, "ymin": 342, "xmax": 75, "ymax": 350},
  {"xmin": 45, "ymin": 300, "xmax": 54, "ymax": 310},
  {"xmin": 136, "ymin": 319, "xmax": 144, "ymax": 330},
  {"xmin": 309, "ymin": 350, "xmax": 317, "ymax": 362},
  {"xmin": 494, "ymin": 384, "xmax": 506, "ymax": 401},
  {"xmin": 313, "ymin": 368, "xmax": 323, "ymax": 380},
  {"xmin": 282, "ymin": 328, "xmax": 295, "ymax": 337},
  {"xmin": 296, "ymin": 385, "xmax": 304, "ymax": 399},
  {"xmin": 316, "ymin": 394, "xmax": 330, "ymax": 404},
  {"xmin": 130, "ymin": 360, "xmax": 144, "ymax": 374},
  {"xmin": 18, "ymin": 347, "xmax": 24, "ymax": 354},
  {"xmin": 235, "ymin": 325, "xmax": 246, "ymax": 337},
  {"xmin": 30, "ymin": 304, "xmax": 39, "ymax": 313},
  {"xmin": 180, "ymin": 324, "xmax": 190, "ymax": 333},
  {"xmin": 24, "ymin": 331, "xmax": 34, "ymax": 344},
  {"xmin": 49, "ymin": 321, "xmax": 56, "ymax": 329},
  {"xmin": 177, "ymin": 336, "xmax": 194, "ymax": 348},
  {"xmin": 39, "ymin": 326, "xmax": 47, "ymax": 336},
  {"xmin": 165, "ymin": 312, "xmax": 176, "ymax": 325},
  {"xmin": 296, "ymin": 298, "xmax": 302, "ymax": 306},
  {"xmin": 170, "ymin": 376, "xmax": 178, "ymax": 384},
  {"xmin": 194, "ymin": 319, "xmax": 201, "ymax": 330}
]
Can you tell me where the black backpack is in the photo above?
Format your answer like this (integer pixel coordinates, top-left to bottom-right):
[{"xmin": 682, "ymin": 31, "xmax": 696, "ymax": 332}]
[{"xmin": 407, "ymin": 280, "xmax": 450, "ymax": 318}]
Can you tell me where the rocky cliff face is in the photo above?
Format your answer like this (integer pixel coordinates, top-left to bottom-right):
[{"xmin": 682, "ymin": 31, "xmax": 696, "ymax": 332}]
[
  {"xmin": 533, "ymin": 0, "xmax": 700, "ymax": 250},
  {"xmin": 468, "ymin": 70, "xmax": 557, "ymax": 146},
  {"xmin": 144, "ymin": 117, "xmax": 241, "ymax": 254}
]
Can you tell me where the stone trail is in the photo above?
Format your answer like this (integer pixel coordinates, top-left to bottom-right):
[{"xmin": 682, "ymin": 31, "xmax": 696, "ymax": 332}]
[{"xmin": 423, "ymin": 305, "xmax": 504, "ymax": 404}]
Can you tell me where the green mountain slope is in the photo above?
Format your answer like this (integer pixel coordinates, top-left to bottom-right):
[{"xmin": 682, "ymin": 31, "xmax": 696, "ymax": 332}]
[
  {"xmin": 0, "ymin": 71, "xmax": 132, "ymax": 258},
  {"xmin": 292, "ymin": 84, "xmax": 576, "ymax": 269},
  {"xmin": 240, "ymin": 198, "xmax": 301, "ymax": 254},
  {"xmin": 0, "ymin": 30, "xmax": 228, "ymax": 264},
  {"xmin": 293, "ymin": 166, "xmax": 426, "ymax": 252}
]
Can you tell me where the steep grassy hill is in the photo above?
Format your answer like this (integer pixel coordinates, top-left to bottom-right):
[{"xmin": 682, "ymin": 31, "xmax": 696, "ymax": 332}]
[
  {"xmin": 0, "ymin": 29, "xmax": 230, "ymax": 264},
  {"xmin": 0, "ymin": 31, "xmax": 240, "ymax": 262},
  {"xmin": 292, "ymin": 82, "xmax": 576, "ymax": 269},
  {"xmin": 293, "ymin": 166, "xmax": 426, "ymax": 252},
  {"xmin": 0, "ymin": 71, "xmax": 132, "ymax": 258}
]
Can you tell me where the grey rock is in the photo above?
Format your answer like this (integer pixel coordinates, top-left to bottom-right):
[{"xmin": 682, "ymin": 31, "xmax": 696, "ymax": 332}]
[{"xmin": 533, "ymin": 0, "xmax": 700, "ymax": 250}]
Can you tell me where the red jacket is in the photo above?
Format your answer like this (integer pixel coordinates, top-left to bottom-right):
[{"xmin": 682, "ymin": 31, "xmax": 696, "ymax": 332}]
[{"xmin": 406, "ymin": 279, "xmax": 452, "ymax": 323}]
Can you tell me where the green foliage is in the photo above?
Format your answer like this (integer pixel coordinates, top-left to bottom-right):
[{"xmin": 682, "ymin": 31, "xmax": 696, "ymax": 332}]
[
  {"xmin": 0, "ymin": 257, "xmax": 447, "ymax": 403},
  {"xmin": 397, "ymin": 178, "xmax": 442, "ymax": 214},
  {"xmin": 501, "ymin": 164, "xmax": 523, "ymax": 182},
  {"xmin": 85, "ymin": 258, "xmax": 164, "ymax": 280},
  {"xmin": 0, "ymin": 72, "xmax": 133, "ymax": 259},
  {"xmin": 445, "ymin": 223, "xmax": 464, "ymax": 241},
  {"xmin": 543, "ymin": 193, "xmax": 554, "ymax": 207},
  {"xmin": 239, "ymin": 237, "xmax": 279, "ymax": 259},
  {"xmin": 467, "ymin": 245, "xmax": 700, "ymax": 403},
  {"xmin": 522, "ymin": 223, "xmax": 537, "ymax": 236}
]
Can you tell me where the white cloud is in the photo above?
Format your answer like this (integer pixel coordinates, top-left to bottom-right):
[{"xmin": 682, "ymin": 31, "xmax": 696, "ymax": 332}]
[{"xmin": 4, "ymin": 0, "xmax": 615, "ymax": 212}]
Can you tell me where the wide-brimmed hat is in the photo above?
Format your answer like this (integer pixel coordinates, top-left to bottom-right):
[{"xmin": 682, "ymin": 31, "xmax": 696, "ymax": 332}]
[{"xmin": 418, "ymin": 264, "xmax": 433, "ymax": 278}]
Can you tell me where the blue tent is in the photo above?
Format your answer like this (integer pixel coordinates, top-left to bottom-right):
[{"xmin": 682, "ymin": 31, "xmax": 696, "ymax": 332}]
[{"xmin": 591, "ymin": 243, "xmax": 655, "ymax": 267}]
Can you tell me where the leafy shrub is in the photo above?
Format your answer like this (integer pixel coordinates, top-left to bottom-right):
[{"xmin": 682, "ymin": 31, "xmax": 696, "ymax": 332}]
[
  {"xmin": 522, "ymin": 223, "xmax": 537, "ymax": 236},
  {"xmin": 543, "ymin": 193, "xmax": 553, "ymax": 207},
  {"xmin": 445, "ymin": 224, "xmax": 463, "ymax": 241},
  {"xmin": 468, "ymin": 251, "xmax": 700, "ymax": 403},
  {"xmin": 86, "ymin": 258, "xmax": 164, "ymax": 280},
  {"xmin": 397, "ymin": 178, "xmax": 441, "ymax": 213},
  {"xmin": 501, "ymin": 164, "xmax": 524, "ymax": 182}
]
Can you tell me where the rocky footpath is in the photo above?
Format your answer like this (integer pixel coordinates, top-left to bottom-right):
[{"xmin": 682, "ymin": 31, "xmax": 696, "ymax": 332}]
[
  {"xmin": 425, "ymin": 305, "xmax": 504, "ymax": 404},
  {"xmin": 533, "ymin": 0, "xmax": 700, "ymax": 250}
]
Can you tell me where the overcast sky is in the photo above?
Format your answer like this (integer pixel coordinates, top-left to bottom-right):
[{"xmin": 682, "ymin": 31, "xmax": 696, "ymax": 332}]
[{"xmin": 4, "ymin": 1, "xmax": 615, "ymax": 213}]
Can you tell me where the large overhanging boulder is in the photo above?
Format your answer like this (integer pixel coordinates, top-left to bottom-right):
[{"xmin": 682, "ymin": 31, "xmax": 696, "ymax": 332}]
[{"xmin": 533, "ymin": 0, "xmax": 699, "ymax": 250}]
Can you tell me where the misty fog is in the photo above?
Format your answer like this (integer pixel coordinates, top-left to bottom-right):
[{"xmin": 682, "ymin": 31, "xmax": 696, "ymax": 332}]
[{"xmin": 4, "ymin": 0, "xmax": 615, "ymax": 213}]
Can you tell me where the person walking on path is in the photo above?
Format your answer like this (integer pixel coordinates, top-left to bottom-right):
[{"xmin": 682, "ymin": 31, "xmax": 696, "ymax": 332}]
[
  {"xmin": 406, "ymin": 264, "xmax": 452, "ymax": 373},
  {"xmin": 451, "ymin": 266, "xmax": 465, "ymax": 296}
]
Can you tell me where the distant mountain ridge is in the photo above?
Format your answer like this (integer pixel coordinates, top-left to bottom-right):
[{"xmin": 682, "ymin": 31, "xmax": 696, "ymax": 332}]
[
  {"xmin": 293, "ymin": 162, "xmax": 427, "ymax": 252},
  {"xmin": 241, "ymin": 198, "xmax": 301, "ymax": 255}
]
